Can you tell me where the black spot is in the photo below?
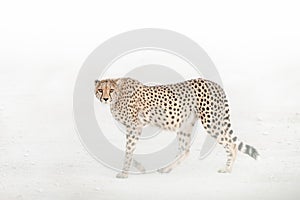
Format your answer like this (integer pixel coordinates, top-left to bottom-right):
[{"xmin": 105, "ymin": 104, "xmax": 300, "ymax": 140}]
[
  {"xmin": 245, "ymin": 144, "xmax": 250, "ymax": 154},
  {"xmin": 238, "ymin": 142, "xmax": 243, "ymax": 151}
]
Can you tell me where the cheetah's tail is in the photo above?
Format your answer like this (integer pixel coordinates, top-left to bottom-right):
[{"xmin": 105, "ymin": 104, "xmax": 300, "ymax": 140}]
[{"xmin": 237, "ymin": 141, "xmax": 260, "ymax": 160}]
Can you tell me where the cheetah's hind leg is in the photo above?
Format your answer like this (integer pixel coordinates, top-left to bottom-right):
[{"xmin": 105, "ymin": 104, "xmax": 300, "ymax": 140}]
[
  {"xmin": 132, "ymin": 159, "xmax": 146, "ymax": 174},
  {"xmin": 157, "ymin": 151, "xmax": 190, "ymax": 173},
  {"xmin": 196, "ymin": 93, "xmax": 238, "ymax": 173},
  {"xmin": 157, "ymin": 116, "xmax": 196, "ymax": 174},
  {"xmin": 216, "ymin": 141, "xmax": 237, "ymax": 173}
]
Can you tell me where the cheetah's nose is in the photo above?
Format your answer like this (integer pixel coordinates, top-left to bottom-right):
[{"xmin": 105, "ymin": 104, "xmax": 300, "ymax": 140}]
[{"xmin": 103, "ymin": 98, "xmax": 109, "ymax": 101}]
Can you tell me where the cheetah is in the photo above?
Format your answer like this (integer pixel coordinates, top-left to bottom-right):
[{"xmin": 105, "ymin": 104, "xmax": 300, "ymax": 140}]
[{"xmin": 94, "ymin": 77, "xmax": 259, "ymax": 178}]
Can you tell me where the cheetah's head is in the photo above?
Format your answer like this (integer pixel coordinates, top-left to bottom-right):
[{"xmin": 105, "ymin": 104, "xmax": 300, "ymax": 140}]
[{"xmin": 94, "ymin": 79, "xmax": 120, "ymax": 103}]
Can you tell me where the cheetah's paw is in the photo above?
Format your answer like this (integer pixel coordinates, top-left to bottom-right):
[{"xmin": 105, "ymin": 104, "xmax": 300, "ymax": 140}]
[
  {"xmin": 217, "ymin": 168, "xmax": 231, "ymax": 173},
  {"xmin": 116, "ymin": 172, "xmax": 128, "ymax": 178},
  {"xmin": 157, "ymin": 167, "xmax": 172, "ymax": 174}
]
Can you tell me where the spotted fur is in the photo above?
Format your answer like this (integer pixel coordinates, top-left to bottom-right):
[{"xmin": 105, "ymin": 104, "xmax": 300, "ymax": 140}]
[{"xmin": 94, "ymin": 78, "xmax": 259, "ymax": 178}]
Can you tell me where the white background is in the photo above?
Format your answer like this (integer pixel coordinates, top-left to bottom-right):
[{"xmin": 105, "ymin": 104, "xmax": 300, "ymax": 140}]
[{"xmin": 0, "ymin": 0, "xmax": 300, "ymax": 200}]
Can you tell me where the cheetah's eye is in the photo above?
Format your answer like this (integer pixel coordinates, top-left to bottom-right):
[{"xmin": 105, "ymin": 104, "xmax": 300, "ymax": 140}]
[
  {"xmin": 98, "ymin": 89, "xmax": 103, "ymax": 93},
  {"xmin": 110, "ymin": 89, "xmax": 114, "ymax": 93}
]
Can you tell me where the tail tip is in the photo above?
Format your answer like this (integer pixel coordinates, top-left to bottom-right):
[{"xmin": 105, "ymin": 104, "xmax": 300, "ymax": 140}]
[
  {"xmin": 252, "ymin": 149, "xmax": 260, "ymax": 160},
  {"xmin": 255, "ymin": 154, "xmax": 261, "ymax": 160}
]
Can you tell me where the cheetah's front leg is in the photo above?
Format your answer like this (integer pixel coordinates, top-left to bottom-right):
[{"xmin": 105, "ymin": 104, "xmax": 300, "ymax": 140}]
[{"xmin": 116, "ymin": 126, "xmax": 141, "ymax": 178}]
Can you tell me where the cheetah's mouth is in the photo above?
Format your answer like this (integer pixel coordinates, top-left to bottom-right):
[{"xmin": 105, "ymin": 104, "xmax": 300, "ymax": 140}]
[{"xmin": 100, "ymin": 99, "xmax": 110, "ymax": 104}]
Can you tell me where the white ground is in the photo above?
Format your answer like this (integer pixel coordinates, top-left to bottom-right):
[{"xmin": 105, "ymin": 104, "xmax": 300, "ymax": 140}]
[{"xmin": 1, "ymin": 1, "xmax": 300, "ymax": 200}]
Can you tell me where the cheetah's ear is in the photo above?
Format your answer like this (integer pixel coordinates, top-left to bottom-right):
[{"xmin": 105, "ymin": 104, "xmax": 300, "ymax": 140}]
[
  {"xmin": 112, "ymin": 78, "xmax": 121, "ymax": 85},
  {"xmin": 95, "ymin": 80, "xmax": 100, "ymax": 86}
]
